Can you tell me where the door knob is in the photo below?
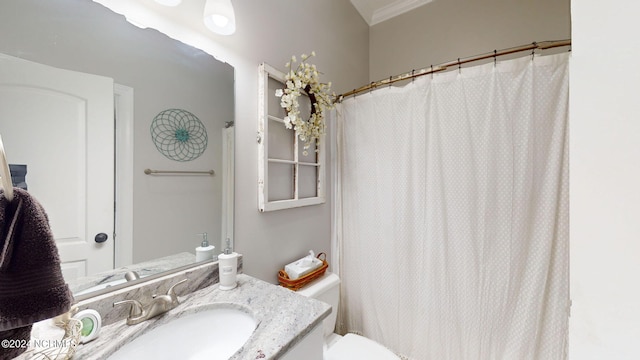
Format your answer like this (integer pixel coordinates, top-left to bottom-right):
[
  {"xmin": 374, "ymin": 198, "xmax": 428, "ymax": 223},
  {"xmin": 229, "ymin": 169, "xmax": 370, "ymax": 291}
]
[{"xmin": 95, "ymin": 233, "xmax": 109, "ymax": 243}]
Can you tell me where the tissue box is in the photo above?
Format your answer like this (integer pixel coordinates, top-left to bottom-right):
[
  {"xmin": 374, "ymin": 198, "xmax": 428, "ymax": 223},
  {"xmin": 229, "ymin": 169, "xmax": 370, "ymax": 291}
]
[
  {"xmin": 285, "ymin": 256, "xmax": 322, "ymax": 280},
  {"xmin": 278, "ymin": 253, "xmax": 328, "ymax": 291}
]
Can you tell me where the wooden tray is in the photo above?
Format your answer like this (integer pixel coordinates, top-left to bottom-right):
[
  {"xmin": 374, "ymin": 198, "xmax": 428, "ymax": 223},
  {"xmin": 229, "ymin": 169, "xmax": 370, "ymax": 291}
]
[{"xmin": 278, "ymin": 252, "xmax": 328, "ymax": 291}]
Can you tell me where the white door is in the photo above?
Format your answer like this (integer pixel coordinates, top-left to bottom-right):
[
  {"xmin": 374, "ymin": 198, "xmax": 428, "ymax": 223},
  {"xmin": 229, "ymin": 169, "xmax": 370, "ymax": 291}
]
[{"xmin": 0, "ymin": 53, "xmax": 114, "ymax": 281}]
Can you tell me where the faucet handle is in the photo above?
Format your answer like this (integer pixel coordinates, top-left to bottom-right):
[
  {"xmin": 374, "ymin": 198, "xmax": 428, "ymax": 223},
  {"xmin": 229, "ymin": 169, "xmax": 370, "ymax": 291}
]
[
  {"xmin": 166, "ymin": 278, "xmax": 188, "ymax": 303},
  {"xmin": 124, "ymin": 271, "xmax": 140, "ymax": 282},
  {"xmin": 113, "ymin": 299, "xmax": 143, "ymax": 318}
]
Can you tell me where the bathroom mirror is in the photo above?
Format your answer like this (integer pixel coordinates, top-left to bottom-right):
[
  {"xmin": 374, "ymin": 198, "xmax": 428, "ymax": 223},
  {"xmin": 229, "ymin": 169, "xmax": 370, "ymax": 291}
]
[{"xmin": 0, "ymin": 0, "xmax": 234, "ymax": 298}]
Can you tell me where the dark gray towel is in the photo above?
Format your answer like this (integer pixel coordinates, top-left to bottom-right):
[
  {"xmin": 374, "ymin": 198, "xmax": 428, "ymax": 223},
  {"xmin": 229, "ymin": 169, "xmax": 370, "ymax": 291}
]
[
  {"xmin": 0, "ymin": 327, "xmax": 31, "ymax": 359},
  {"xmin": 0, "ymin": 188, "xmax": 73, "ymax": 358}
]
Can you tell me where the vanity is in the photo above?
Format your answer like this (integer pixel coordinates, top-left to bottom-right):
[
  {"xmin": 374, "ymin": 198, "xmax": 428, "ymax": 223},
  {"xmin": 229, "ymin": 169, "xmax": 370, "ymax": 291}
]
[
  {"xmin": 77, "ymin": 274, "xmax": 329, "ymax": 359},
  {"xmin": 18, "ymin": 263, "xmax": 329, "ymax": 360},
  {"xmin": 89, "ymin": 274, "xmax": 331, "ymax": 359}
]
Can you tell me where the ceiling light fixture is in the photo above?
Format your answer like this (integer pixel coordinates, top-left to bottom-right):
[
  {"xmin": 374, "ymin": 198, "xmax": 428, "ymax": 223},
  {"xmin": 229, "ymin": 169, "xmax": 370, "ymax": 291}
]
[
  {"xmin": 203, "ymin": 0, "xmax": 236, "ymax": 35},
  {"xmin": 154, "ymin": 0, "xmax": 182, "ymax": 6}
]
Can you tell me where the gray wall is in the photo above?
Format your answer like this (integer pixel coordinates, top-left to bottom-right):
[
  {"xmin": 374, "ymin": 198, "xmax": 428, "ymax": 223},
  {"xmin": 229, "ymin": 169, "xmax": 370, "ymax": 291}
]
[
  {"xmin": 369, "ymin": 0, "xmax": 571, "ymax": 81},
  {"xmin": 0, "ymin": 0, "xmax": 234, "ymax": 263},
  {"xmin": 216, "ymin": 0, "xmax": 369, "ymax": 282}
]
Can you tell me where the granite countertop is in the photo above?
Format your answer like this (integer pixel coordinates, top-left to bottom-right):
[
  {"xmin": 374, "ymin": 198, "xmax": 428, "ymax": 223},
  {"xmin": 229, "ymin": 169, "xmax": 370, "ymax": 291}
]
[
  {"xmin": 68, "ymin": 252, "xmax": 197, "ymax": 296},
  {"xmin": 72, "ymin": 274, "xmax": 331, "ymax": 359}
]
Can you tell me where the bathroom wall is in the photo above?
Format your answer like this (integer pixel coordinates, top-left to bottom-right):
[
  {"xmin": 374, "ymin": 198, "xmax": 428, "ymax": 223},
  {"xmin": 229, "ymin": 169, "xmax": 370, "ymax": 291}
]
[
  {"xmin": 570, "ymin": 0, "xmax": 640, "ymax": 358},
  {"xmin": 213, "ymin": 0, "xmax": 369, "ymax": 282},
  {"xmin": 94, "ymin": 0, "xmax": 370, "ymax": 282},
  {"xmin": 368, "ymin": 0, "xmax": 571, "ymax": 81}
]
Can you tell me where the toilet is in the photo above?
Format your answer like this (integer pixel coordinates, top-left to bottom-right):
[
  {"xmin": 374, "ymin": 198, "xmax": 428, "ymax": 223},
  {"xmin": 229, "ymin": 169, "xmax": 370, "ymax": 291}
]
[{"xmin": 297, "ymin": 272, "xmax": 400, "ymax": 360}]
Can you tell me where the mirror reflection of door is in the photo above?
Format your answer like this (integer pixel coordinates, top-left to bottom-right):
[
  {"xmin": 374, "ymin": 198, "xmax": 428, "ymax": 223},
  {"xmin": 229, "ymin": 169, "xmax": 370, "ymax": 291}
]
[{"xmin": 0, "ymin": 53, "xmax": 115, "ymax": 281}]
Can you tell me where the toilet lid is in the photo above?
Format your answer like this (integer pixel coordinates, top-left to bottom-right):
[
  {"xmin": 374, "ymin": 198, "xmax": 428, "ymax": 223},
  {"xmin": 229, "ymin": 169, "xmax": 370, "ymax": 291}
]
[{"xmin": 325, "ymin": 334, "xmax": 399, "ymax": 360}]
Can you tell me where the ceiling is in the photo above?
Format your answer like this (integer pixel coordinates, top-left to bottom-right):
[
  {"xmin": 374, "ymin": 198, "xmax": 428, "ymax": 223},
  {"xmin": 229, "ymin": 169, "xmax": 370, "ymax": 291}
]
[
  {"xmin": 99, "ymin": 0, "xmax": 431, "ymax": 34},
  {"xmin": 350, "ymin": 0, "xmax": 433, "ymax": 26}
]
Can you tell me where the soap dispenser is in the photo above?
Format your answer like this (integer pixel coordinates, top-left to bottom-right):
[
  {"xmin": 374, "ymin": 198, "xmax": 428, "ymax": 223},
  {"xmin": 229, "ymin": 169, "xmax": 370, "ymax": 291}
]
[
  {"xmin": 195, "ymin": 233, "xmax": 215, "ymax": 262},
  {"xmin": 218, "ymin": 238, "xmax": 238, "ymax": 290}
]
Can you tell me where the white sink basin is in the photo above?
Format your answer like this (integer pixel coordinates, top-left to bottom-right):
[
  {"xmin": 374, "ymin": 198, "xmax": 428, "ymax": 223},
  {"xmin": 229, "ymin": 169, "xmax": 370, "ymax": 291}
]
[{"xmin": 108, "ymin": 307, "xmax": 257, "ymax": 360}]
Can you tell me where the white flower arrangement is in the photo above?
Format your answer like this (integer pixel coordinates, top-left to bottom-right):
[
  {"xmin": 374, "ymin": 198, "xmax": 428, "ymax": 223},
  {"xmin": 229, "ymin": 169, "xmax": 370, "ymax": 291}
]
[{"xmin": 275, "ymin": 52, "xmax": 334, "ymax": 155}]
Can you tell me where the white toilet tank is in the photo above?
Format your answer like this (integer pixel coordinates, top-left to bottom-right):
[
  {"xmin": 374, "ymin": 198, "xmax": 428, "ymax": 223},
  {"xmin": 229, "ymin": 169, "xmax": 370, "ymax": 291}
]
[
  {"xmin": 297, "ymin": 272, "xmax": 401, "ymax": 360},
  {"xmin": 297, "ymin": 272, "xmax": 340, "ymax": 339}
]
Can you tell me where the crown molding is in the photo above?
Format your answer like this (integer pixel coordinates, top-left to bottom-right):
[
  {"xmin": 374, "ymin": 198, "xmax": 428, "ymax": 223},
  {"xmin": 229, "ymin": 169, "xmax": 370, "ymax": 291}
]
[{"xmin": 370, "ymin": 0, "xmax": 433, "ymax": 26}]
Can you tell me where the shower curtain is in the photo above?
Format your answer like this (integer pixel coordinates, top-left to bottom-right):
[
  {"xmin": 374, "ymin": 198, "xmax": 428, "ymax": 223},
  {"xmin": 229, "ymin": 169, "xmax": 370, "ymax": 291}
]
[{"xmin": 334, "ymin": 53, "xmax": 569, "ymax": 360}]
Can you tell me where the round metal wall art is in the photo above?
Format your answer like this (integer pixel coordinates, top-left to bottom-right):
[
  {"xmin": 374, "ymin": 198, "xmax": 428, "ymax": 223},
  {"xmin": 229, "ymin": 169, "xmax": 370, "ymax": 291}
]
[{"xmin": 150, "ymin": 109, "xmax": 208, "ymax": 162}]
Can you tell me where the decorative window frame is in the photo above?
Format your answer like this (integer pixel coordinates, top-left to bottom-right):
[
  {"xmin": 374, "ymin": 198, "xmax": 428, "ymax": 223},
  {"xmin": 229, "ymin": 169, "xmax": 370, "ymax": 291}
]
[{"xmin": 258, "ymin": 63, "xmax": 326, "ymax": 212}]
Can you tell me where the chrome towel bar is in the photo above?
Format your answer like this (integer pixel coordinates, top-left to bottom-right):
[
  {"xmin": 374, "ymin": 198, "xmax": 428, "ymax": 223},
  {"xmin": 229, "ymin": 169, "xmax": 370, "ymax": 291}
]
[{"xmin": 144, "ymin": 168, "xmax": 215, "ymax": 176}]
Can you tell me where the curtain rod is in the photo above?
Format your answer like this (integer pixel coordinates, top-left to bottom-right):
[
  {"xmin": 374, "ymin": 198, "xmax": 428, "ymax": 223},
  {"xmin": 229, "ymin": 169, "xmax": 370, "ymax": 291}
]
[{"xmin": 335, "ymin": 39, "xmax": 571, "ymax": 102}]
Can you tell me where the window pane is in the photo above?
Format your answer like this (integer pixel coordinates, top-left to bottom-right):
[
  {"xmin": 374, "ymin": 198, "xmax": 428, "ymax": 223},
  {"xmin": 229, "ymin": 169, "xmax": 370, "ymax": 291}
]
[
  {"xmin": 298, "ymin": 165, "xmax": 318, "ymax": 198},
  {"xmin": 295, "ymin": 92, "xmax": 316, "ymax": 163},
  {"xmin": 297, "ymin": 91, "xmax": 311, "ymax": 122},
  {"xmin": 268, "ymin": 118, "xmax": 294, "ymax": 160},
  {"xmin": 268, "ymin": 163, "xmax": 294, "ymax": 201},
  {"xmin": 298, "ymin": 139, "xmax": 318, "ymax": 163},
  {"xmin": 268, "ymin": 77, "xmax": 286, "ymax": 119}
]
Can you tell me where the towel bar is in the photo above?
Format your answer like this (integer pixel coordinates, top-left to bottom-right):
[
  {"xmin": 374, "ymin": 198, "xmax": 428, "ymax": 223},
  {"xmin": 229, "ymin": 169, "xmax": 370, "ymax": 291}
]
[{"xmin": 144, "ymin": 169, "xmax": 215, "ymax": 176}]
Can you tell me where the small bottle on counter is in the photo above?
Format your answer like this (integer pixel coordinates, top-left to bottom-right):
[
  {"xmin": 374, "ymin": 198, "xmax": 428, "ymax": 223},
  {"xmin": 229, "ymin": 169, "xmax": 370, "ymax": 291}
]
[
  {"xmin": 218, "ymin": 238, "xmax": 238, "ymax": 290},
  {"xmin": 195, "ymin": 233, "xmax": 215, "ymax": 262}
]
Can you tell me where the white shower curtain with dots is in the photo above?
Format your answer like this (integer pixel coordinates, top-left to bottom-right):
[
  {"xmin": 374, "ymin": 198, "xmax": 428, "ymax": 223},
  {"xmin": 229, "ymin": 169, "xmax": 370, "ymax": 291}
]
[{"xmin": 335, "ymin": 53, "xmax": 569, "ymax": 360}]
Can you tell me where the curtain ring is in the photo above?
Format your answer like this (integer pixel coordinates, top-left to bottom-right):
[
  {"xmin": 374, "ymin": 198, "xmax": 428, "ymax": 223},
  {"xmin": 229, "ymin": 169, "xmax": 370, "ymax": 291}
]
[
  {"xmin": 389, "ymin": 76, "xmax": 392, "ymax": 88},
  {"xmin": 430, "ymin": 65, "xmax": 434, "ymax": 79},
  {"xmin": 412, "ymin": 69, "xmax": 415, "ymax": 83},
  {"xmin": 531, "ymin": 42, "xmax": 537, "ymax": 61},
  {"xmin": 458, "ymin": 58, "xmax": 461, "ymax": 74},
  {"xmin": 369, "ymin": 82, "xmax": 374, "ymax": 94},
  {"xmin": 493, "ymin": 50, "xmax": 497, "ymax": 67}
]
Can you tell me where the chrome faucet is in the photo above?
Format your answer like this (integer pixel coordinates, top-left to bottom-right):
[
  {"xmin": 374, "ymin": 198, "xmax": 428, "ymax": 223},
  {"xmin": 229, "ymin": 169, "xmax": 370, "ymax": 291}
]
[
  {"xmin": 124, "ymin": 271, "xmax": 140, "ymax": 282},
  {"xmin": 113, "ymin": 278, "xmax": 188, "ymax": 325}
]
